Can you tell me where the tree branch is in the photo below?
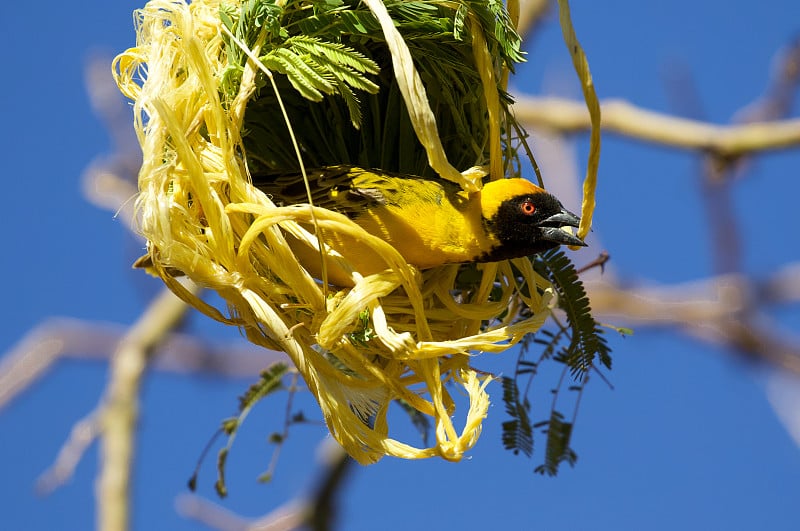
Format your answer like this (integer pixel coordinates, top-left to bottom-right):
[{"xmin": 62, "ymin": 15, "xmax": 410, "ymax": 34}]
[
  {"xmin": 95, "ymin": 281, "xmax": 198, "ymax": 531},
  {"xmin": 516, "ymin": 0, "xmax": 551, "ymax": 39},
  {"xmin": 514, "ymin": 96, "xmax": 800, "ymax": 156},
  {"xmin": 0, "ymin": 317, "xmax": 287, "ymax": 413},
  {"xmin": 37, "ymin": 411, "xmax": 101, "ymax": 494},
  {"xmin": 586, "ymin": 265, "xmax": 800, "ymax": 375}
]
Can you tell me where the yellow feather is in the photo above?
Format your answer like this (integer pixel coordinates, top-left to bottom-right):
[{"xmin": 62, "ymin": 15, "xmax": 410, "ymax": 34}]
[{"xmin": 256, "ymin": 167, "xmax": 551, "ymax": 286}]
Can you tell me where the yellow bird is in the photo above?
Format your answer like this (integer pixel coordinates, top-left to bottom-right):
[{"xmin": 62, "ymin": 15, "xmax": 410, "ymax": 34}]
[{"xmin": 253, "ymin": 165, "xmax": 585, "ymax": 286}]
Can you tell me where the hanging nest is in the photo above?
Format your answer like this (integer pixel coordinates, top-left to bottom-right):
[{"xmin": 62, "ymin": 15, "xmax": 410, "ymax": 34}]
[{"xmin": 114, "ymin": 0, "xmax": 576, "ymax": 464}]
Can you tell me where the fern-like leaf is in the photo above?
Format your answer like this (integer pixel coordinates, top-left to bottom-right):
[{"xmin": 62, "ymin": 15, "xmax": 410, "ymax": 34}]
[
  {"xmin": 287, "ymin": 36, "xmax": 380, "ymax": 75},
  {"xmin": 334, "ymin": 79, "xmax": 364, "ymax": 129},
  {"xmin": 534, "ymin": 410, "xmax": 577, "ymax": 476},
  {"xmin": 311, "ymin": 52, "xmax": 380, "ymax": 93},
  {"xmin": 501, "ymin": 376, "xmax": 533, "ymax": 456},
  {"xmin": 262, "ymin": 48, "xmax": 335, "ymax": 100},
  {"xmin": 237, "ymin": 362, "xmax": 290, "ymax": 411},
  {"xmin": 539, "ymin": 249, "xmax": 612, "ymax": 378}
]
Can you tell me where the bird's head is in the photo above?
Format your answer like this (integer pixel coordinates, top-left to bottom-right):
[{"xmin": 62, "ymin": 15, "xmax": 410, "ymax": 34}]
[{"xmin": 479, "ymin": 178, "xmax": 586, "ymax": 261}]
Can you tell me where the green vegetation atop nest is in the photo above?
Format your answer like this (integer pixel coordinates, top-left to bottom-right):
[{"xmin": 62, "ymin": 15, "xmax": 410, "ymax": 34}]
[{"xmin": 219, "ymin": 0, "xmax": 525, "ymax": 176}]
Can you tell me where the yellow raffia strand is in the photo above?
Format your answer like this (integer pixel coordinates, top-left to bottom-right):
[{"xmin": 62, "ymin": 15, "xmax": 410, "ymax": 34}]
[
  {"xmin": 112, "ymin": 0, "xmax": 555, "ymax": 464},
  {"xmin": 470, "ymin": 17, "xmax": 504, "ymax": 181},
  {"xmin": 361, "ymin": 0, "xmax": 481, "ymax": 192},
  {"xmin": 502, "ymin": 0, "xmax": 519, "ymax": 91},
  {"xmin": 556, "ymin": 0, "xmax": 600, "ymax": 242}
]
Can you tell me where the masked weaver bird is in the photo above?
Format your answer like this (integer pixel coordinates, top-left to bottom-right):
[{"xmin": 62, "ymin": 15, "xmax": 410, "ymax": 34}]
[{"xmin": 252, "ymin": 165, "xmax": 585, "ymax": 286}]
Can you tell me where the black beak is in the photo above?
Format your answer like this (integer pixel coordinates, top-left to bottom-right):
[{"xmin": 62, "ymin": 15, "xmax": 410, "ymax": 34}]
[{"xmin": 539, "ymin": 208, "xmax": 587, "ymax": 247}]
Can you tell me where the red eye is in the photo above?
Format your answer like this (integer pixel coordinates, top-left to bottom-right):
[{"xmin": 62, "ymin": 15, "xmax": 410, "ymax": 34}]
[{"xmin": 520, "ymin": 200, "xmax": 536, "ymax": 215}]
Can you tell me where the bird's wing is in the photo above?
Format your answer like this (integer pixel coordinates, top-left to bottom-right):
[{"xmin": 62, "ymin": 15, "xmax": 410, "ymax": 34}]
[{"xmin": 250, "ymin": 165, "xmax": 394, "ymax": 217}]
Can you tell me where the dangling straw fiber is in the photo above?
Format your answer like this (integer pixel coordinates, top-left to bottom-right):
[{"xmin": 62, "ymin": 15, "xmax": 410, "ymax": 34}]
[{"xmin": 113, "ymin": 0, "xmax": 556, "ymax": 463}]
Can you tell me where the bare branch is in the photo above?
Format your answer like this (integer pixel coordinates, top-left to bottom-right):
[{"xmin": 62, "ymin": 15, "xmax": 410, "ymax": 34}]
[
  {"xmin": 762, "ymin": 262, "xmax": 800, "ymax": 304},
  {"xmin": 733, "ymin": 37, "xmax": 800, "ymax": 124},
  {"xmin": 576, "ymin": 251, "xmax": 609, "ymax": 275},
  {"xmin": 515, "ymin": 96, "xmax": 800, "ymax": 156},
  {"xmin": 586, "ymin": 267, "xmax": 800, "ymax": 375},
  {"xmin": 176, "ymin": 495, "xmax": 306, "ymax": 531},
  {"xmin": 0, "ymin": 327, "xmax": 70, "ymax": 411},
  {"xmin": 692, "ymin": 38, "xmax": 799, "ymax": 274},
  {"xmin": 516, "ymin": 0, "xmax": 551, "ymax": 39},
  {"xmin": 96, "ymin": 280, "xmax": 199, "ymax": 531},
  {"xmin": 766, "ymin": 372, "xmax": 800, "ymax": 448},
  {"xmin": 82, "ymin": 54, "xmax": 142, "ymax": 231},
  {"xmin": 0, "ymin": 317, "xmax": 287, "ymax": 413},
  {"xmin": 37, "ymin": 412, "xmax": 101, "ymax": 494}
]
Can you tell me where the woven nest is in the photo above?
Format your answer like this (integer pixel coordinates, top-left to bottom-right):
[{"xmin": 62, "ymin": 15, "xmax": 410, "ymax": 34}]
[{"xmin": 114, "ymin": 0, "xmax": 562, "ymax": 463}]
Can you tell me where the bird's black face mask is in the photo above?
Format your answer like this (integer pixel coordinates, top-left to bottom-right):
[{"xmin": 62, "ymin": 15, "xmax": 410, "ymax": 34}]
[{"xmin": 483, "ymin": 193, "xmax": 585, "ymax": 261}]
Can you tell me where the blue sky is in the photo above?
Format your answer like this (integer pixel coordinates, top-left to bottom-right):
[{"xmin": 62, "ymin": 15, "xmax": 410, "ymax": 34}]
[{"xmin": 1, "ymin": 1, "xmax": 799, "ymax": 530}]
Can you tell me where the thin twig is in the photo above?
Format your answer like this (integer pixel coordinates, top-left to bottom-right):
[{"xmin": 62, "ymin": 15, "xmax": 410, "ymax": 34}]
[
  {"xmin": 261, "ymin": 373, "xmax": 300, "ymax": 483},
  {"xmin": 81, "ymin": 54, "xmax": 142, "ymax": 231},
  {"xmin": 576, "ymin": 251, "xmax": 609, "ymax": 275},
  {"xmin": 37, "ymin": 411, "xmax": 101, "ymax": 494},
  {"xmin": 0, "ymin": 329, "xmax": 69, "ymax": 412},
  {"xmin": 733, "ymin": 37, "xmax": 800, "ymax": 124}
]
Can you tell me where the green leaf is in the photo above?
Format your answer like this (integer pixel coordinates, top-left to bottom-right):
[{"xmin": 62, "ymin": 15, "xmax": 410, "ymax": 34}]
[
  {"xmin": 336, "ymin": 81, "xmax": 364, "ymax": 129},
  {"xmin": 213, "ymin": 363, "xmax": 289, "ymax": 497},
  {"xmin": 534, "ymin": 411, "xmax": 578, "ymax": 476},
  {"xmin": 312, "ymin": 53, "xmax": 380, "ymax": 93},
  {"xmin": 261, "ymin": 48, "xmax": 333, "ymax": 101},
  {"xmin": 453, "ymin": 4, "xmax": 468, "ymax": 41},
  {"xmin": 287, "ymin": 36, "xmax": 379, "ymax": 75},
  {"xmin": 500, "ymin": 250, "xmax": 613, "ymax": 475},
  {"xmin": 215, "ymin": 447, "xmax": 230, "ymax": 498},
  {"xmin": 221, "ymin": 417, "xmax": 239, "ymax": 435},
  {"xmin": 500, "ymin": 376, "xmax": 533, "ymax": 457},
  {"xmin": 238, "ymin": 363, "xmax": 290, "ymax": 411},
  {"xmin": 539, "ymin": 249, "xmax": 612, "ymax": 378},
  {"xmin": 237, "ymin": 0, "xmax": 527, "ymax": 175},
  {"xmin": 605, "ymin": 324, "xmax": 634, "ymax": 336},
  {"xmin": 348, "ymin": 307, "xmax": 376, "ymax": 344}
]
